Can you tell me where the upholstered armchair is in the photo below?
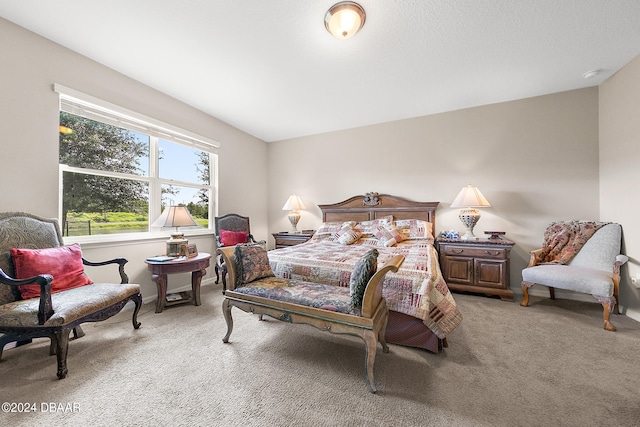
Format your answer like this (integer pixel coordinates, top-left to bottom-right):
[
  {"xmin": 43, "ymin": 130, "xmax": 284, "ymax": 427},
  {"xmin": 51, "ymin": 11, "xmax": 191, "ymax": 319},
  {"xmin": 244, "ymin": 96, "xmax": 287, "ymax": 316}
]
[
  {"xmin": 0, "ymin": 212, "xmax": 142, "ymax": 379},
  {"xmin": 521, "ymin": 222, "xmax": 627, "ymax": 331},
  {"xmin": 214, "ymin": 213, "xmax": 265, "ymax": 290}
]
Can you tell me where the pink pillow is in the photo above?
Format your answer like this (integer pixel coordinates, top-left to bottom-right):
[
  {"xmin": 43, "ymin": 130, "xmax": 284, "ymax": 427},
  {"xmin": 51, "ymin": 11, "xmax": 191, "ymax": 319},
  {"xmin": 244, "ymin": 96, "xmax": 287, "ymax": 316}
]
[
  {"xmin": 220, "ymin": 229, "xmax": 248, "ymax": 246},
  {"xmin": 11, "ymin": 243, "xmax": 93, "ymax": 300}
]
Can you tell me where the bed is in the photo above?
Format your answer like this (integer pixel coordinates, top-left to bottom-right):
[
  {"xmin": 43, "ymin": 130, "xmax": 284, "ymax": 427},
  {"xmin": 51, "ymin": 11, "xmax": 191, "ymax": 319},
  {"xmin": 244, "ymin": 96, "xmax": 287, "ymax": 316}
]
[{"xmin": 268, "ymin": 192, "xmax": 463, "ymax": 353}]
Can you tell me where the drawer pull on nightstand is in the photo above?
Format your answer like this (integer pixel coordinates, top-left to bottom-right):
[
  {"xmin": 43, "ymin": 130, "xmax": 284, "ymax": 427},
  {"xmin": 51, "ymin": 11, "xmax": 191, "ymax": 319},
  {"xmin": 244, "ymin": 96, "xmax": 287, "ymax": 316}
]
[
  {"xmin": 452, "ymin": 249, "xmax": 464, "ymax": 254},
  {"xmin": 484, "ymin": 250, "xmax": 500, "ymax": 256}
]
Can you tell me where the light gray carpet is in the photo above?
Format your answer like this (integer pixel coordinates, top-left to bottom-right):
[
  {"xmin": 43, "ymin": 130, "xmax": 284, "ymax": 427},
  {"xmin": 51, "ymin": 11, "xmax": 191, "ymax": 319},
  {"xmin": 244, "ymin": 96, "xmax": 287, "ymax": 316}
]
[{"xmin": 2, "ymin": 285, "xmax": 639, "ymax": 427}]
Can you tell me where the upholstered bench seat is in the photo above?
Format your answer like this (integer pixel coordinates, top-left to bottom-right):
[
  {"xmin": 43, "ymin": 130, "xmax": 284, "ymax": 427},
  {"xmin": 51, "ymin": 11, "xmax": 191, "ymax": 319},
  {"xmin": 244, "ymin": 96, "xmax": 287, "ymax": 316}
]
[
  {"xmin": 218, "ymin": 245, "xmax": 404, "ymax": 392},
  {"xmin": 0, "ymin": 283, "xmax": 141, "ymax": 328},
  {"xmin": 234, "ymin": 277, "xmax": 355, "ymax": 315}
]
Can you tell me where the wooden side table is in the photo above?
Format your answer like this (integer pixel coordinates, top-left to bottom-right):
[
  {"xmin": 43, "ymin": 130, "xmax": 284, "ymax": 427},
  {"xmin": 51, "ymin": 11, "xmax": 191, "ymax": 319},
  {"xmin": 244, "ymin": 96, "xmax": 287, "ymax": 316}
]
[
  {"xmin": 436, "ymin": 238, "xmax": 515, "ymax": 301},
  {"xmin": 272, "ymin": 230, "xmax": 315, "ymax": 249},
  {"xmin": 145, "ymin": 253, "xmax": 211, "ymax": 313}
]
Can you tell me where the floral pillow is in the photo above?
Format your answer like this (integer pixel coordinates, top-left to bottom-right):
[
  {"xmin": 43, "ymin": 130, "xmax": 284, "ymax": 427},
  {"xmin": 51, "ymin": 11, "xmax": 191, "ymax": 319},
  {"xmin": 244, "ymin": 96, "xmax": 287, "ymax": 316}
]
[
  {"xmin": 355, "ymin": 215, "xmax": 394, "ymax": 236},
  {"xmin": 374, "ymin": 225, "xmax": 405, "ymax": 247},
  {"xmin": 234, "ymin": 244, "xmax": 274, "ymax": 287},
  {"xmin": 349, "ymin": 248, "xmax": 379, "ymax": 310},
  {"xmin": 334, "ymin": 224, "xmax": 363, "ymax": 245}
]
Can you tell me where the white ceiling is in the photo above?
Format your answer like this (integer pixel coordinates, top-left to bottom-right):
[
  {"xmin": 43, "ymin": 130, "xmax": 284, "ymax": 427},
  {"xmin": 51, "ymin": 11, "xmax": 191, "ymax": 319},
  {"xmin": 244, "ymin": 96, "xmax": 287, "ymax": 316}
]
[{"xmin": 1, "ymin": 1, "xmax": 640, "ymax": 142}]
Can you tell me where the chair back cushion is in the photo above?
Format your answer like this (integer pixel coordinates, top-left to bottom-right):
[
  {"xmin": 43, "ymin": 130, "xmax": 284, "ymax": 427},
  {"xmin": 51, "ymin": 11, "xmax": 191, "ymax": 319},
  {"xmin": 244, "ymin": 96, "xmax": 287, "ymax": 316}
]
[
  {"xmin": 568, "ymin": 223, "xmax": 621, "ymax": 272},
  {"xmin": 0, "ymin": 213, "xmax": 64, "ymax": 305},
  {"xmin": 215, "ymin": 214, "xmax": 250, "ymax": 234}
]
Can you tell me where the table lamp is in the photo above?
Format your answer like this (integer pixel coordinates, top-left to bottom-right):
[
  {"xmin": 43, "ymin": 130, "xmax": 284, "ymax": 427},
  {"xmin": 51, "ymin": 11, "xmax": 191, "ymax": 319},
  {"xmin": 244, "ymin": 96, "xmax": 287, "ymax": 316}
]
[
  {"xmin": 282, "ymin": 194, "xmax": 306, "ymax": 234},
  {"xmin": 152, "ymin": 205, "xmax": 199, "ymax": 256},
  {"xmin": 450, "ymin": 185, "xmax": 491, "ymax": 240}
]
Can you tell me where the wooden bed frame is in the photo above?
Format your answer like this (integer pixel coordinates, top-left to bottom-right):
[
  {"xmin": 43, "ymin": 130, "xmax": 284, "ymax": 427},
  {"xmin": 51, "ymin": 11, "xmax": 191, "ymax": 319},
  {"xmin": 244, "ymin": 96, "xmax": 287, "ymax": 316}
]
[
  {"xmin": 318, "ymin": 192, "xmax": 446, "ymax": 353},
  {"xmin": 319, "ymin": 192, "xmax": 438, "ymax": 225}
]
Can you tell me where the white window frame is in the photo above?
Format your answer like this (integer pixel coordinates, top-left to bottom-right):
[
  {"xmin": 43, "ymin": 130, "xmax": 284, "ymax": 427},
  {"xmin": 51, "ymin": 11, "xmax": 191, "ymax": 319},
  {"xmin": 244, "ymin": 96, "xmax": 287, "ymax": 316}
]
[{"xmin": 54, "ymin": 84, "xmax": 219, "ymax": 245}]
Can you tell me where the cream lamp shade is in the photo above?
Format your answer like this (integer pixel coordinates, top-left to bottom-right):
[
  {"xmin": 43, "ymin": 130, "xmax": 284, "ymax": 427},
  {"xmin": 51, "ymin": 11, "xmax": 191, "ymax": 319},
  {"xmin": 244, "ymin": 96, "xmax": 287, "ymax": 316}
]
[
  {"xmin": 282, "ymin": 194, "xmax": 306, "ymax": 234},
  {"xmin": 152, "ymin": 205, "xmax": 199, "ymax": 256},
  {"xmin": 324, "ymin": 2, "xmax": 366, "ymax": 39},
  {"xmin": 450, "ymin": 185, "xmax": 492, "ymax": 240}
]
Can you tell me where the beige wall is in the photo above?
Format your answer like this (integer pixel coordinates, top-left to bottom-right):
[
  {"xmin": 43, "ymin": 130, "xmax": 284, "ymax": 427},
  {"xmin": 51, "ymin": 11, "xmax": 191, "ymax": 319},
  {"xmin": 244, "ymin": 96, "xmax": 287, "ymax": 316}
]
[
  {"xmin": 0, "ymin": 18, "xmax": 269, "ymax": 300},
  {"xmin": 599, "ymin": 54, "xmax": 640, "ymax": 318},
  {"xmin": 268, "ymin": 88, "xmax": 601, "ymax": 299}
]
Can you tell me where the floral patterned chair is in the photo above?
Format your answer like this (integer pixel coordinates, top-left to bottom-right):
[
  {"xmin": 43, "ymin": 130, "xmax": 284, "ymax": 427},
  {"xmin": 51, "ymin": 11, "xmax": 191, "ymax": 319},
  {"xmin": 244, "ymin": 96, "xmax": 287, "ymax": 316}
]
[
  {"xmin": 0, "ymin": 212, "xmax": 142, "ymax": 379},
  {"xmin": 521, "ymin": 222, "xmax": 627, "ymax": 331}
]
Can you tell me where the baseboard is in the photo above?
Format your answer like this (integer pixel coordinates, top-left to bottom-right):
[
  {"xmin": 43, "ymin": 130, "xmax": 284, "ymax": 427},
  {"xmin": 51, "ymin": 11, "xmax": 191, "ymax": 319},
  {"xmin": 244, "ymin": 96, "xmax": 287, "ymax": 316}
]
[{"xmin": 623, "ymin": 307, "xmax": 640, "ymax": 323}]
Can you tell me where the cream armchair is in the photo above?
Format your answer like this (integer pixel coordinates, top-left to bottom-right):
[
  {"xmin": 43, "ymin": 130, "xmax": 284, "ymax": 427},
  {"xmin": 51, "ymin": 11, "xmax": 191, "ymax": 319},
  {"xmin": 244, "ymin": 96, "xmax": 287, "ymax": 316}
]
[{"xmin": 521, "ymin": 223, "xmax": 627, "ymax": 331}]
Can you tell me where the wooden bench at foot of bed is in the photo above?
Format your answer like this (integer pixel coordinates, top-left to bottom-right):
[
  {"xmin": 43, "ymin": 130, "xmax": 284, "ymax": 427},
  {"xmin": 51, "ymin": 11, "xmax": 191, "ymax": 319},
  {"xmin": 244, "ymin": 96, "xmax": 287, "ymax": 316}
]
[{"xmin": 217, "ymin": 246, "xmax": 404, "ymax": 393}]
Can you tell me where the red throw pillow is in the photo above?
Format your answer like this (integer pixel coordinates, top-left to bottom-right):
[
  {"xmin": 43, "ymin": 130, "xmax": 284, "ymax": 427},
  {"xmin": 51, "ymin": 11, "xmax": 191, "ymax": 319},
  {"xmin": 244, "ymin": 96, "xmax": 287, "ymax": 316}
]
[
  {"xmin": 220, "ymin": 229, "xmax": 248, "ymax": 246},
  {"xmin": 11, "ymin": 243, "xmax": 93, "ymax": 299}
]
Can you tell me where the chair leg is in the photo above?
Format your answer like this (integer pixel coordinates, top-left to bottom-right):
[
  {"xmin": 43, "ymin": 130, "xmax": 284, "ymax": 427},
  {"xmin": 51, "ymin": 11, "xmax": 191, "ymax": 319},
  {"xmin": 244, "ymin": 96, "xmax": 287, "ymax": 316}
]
[
  {"xmin": 131, "ymin": 293, "xmax": 143, "ymax": 329},
  {"xmin": 520, "ymin": 281, "xmax": 533, "ymax": 307},
  {"xmin": 549, "ymin": 287, "xmax": 556, "ymax": 300},
  {"xmin": 54, "ymin": 330, "xmax": 71, "ymax": 379},
  {"xmin": 363, "ymin": 330, "xmax": 379, "ymax": 393},
  {"xmin": 215, "ymin": 264, "xmax": 220, "ymax": 284},
  {"xmin": 222, "ymin": 298, "xmax": 234, "ymax": 343},
  {"xmin": 602, "ymin": 302, "xmax": 616, "ymax": 332}
]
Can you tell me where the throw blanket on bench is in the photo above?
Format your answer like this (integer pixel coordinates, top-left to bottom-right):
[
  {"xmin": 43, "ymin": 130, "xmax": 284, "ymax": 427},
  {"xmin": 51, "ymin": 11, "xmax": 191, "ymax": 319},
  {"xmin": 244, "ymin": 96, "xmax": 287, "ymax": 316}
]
[{"xmin": 540, "ymin": 221, "xmax": 609, "ymax": 265}]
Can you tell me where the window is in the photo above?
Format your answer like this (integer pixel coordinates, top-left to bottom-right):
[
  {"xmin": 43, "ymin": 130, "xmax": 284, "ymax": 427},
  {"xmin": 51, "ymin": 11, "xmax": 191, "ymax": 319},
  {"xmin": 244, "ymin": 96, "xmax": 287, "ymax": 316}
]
[{"xmin": 55, "ymin": 85, "xmax": 218, "ymax": 238}]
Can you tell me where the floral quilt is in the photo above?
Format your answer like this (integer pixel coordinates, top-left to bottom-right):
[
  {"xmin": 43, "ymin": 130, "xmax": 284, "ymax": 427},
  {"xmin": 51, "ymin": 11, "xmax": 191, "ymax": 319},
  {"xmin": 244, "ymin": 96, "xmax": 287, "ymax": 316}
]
[{"xmin": 268, "ymin": 236, "xmax": 462, "ymax": 338}]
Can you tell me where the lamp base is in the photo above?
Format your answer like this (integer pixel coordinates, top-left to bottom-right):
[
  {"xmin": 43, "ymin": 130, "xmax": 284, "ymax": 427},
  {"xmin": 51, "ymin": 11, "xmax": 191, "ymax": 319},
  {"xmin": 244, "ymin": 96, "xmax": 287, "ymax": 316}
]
[
  {"xmin": 288, "ymin": 211, "xmax": 301, "ymax": 234},
  {"xmin": 166, "ymin": 232, "xmax": 188, "ymax": 257},
  {"xmin": 458, "ymin": 209, "xmax": 480, "ymax": 241}
]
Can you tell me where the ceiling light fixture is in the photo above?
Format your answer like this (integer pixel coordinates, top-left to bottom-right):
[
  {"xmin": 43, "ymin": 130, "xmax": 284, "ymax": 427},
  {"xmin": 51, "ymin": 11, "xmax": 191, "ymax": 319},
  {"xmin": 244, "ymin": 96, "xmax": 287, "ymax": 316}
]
[
  {"xmin": 583, "ymin": 69, "xmax": 602, "ymax": 79},
  {"xmin": 324, "ymin": 1, "xmax": 366, "ymax": 39}
]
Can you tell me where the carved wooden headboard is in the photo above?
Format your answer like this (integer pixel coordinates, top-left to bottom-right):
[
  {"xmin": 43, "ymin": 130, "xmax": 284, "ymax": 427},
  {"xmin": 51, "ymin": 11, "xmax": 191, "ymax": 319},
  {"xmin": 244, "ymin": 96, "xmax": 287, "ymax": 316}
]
[{"xmin": 318, "ymin": 192, "xmax": 439, "ymax": 231}]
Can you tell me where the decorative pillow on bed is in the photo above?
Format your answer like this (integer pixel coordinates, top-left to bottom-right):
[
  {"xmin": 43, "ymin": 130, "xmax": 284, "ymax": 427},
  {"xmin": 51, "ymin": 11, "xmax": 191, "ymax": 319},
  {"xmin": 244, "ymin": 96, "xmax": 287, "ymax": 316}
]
[
  {"xmin": 234, "ymin": 244, "xmax": 274, "ymax": 287},
  {"xmin": 394, "ymin": 219, "xmax": 433, "ymax": 240},
  {"xmin": 349, "ymin": 248, "xmax": 379, "ymax": 310},
  {"xmin": 355, "ymin": 215, "xmax": 394, "ymax": 236},
  {"xmin": 220, "ymin": 229, "xmax": 248, "ymax": 246},
  {"xmin": 374, "ymin": 225, "xmax": 405, "ymax": 247},
  {"xmin": 11, "ymin": 243, "xmax": 93, "ymax": 299},
  {"xmin": 315, "ymin": 221, "xmax": 356, "ymax": 236},
  {"xmin": 334, "ymin": 224, "xmax": 363, "ymax": 245}
]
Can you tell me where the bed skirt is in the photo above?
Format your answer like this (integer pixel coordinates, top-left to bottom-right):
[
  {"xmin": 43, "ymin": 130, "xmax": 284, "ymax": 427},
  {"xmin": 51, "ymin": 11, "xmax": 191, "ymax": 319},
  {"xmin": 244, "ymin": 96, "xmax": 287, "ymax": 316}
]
[{"xmin": 386, "ymin": 310, "xmax": 447, "ymax": 353}]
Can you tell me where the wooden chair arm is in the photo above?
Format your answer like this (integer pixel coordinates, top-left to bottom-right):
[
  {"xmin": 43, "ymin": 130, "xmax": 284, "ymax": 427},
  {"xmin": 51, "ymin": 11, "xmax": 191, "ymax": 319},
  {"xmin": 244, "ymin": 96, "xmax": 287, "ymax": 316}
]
[
  {"xmin": 0, "ymin": 268, "xmax": 54, "ymax": 324},
  {"xmin": 82, "ymin": 257, "xmax": 129, "ymax": 284},
  {"xmin": 217, "ymin": 247, "xmax": 237, "ymax": 291},
  {"xmin": 528, "ymin": 248, "xmax": 544, "ymax": 267},
  {"xmin": 361, "ymin": 255, "xmax": 405, "ymax": 318}
]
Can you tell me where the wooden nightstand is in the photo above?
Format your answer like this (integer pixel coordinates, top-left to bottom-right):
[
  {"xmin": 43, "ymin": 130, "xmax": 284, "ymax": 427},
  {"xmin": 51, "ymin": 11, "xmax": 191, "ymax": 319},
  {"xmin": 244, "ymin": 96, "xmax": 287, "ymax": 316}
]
[
  {"xmin": 272, "ymin": 231, "xmax": 315, "ymax": 249},
  {"xmin": 436, "ymin": 237, "xmax": 515, "ymax": 301}
]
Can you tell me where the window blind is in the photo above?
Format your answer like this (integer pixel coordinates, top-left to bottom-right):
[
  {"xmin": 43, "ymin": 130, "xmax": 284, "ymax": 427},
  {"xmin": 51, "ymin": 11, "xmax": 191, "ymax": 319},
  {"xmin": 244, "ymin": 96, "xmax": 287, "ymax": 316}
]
[{"xmin": 54, "ymin": 84, "xmax": 219, "ymax": 153}]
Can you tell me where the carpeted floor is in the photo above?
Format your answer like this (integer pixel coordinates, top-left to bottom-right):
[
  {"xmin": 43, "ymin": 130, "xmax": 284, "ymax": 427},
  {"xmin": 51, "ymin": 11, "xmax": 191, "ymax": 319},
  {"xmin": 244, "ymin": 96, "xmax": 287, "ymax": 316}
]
[{"xmin": 2, "ymin": 284, "xmax": 639, "ymax": 427}]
